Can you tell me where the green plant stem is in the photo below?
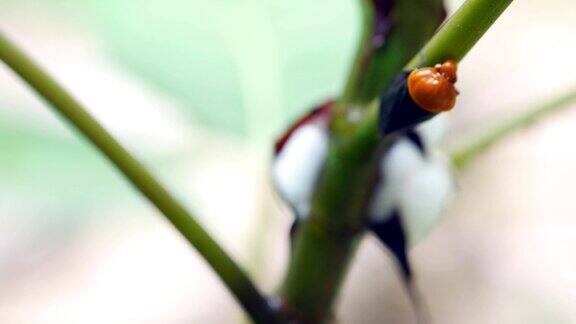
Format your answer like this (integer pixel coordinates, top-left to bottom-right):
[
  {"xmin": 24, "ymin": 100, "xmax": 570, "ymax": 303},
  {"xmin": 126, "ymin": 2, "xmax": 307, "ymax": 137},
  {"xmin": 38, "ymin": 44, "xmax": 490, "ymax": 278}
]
[
  {"xmin": 280, "ymin": 107, "xmax": 381, "ymax": 322},
  {"xmin": 339, "ymin": 1, "xmax": 375, "ymax": 108},
  {"xmin": 335, "ymin": 0, "xmax": 444, "ymax": 135},
  {"xmin": 340, "ymin": 0, "xmax": 444, "ymax": 108},
  {"xmin": 0, "ymin": 31, "xmax": 281, "ymax": 324},
  {"xmin": 451, "ymin": 87, "xmax": 576, "ymax": 169},
  {"xmin": 279, "ymin": 0, "xmax": 514, "ymax": 322},
  {"xmin": 407, "ymin": 0, "xmax": 514, "ymax": 68}
]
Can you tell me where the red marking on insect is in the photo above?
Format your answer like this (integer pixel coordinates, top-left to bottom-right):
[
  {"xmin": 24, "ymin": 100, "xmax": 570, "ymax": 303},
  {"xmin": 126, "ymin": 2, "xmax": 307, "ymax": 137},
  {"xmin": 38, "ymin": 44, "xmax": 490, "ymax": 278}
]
[
  {"xmin": 407, "ymin": 59, "xmax": 459, "ymax": 113},
  {"xmin": 274, "ymin": 101, "xmax": 334, "ymax": 155}
]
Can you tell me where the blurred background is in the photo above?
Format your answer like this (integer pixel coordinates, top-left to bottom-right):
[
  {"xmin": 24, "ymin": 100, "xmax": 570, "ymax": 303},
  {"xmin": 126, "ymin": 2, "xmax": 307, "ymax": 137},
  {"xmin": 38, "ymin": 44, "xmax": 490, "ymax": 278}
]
[{"xmin": 1, "ymin": 0, "xmax": 576, "ymax": 323}]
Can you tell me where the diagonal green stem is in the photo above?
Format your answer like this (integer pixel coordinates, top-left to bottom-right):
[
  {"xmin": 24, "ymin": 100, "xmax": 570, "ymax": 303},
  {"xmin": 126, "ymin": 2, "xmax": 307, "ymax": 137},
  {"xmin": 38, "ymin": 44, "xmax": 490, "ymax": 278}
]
[
  {"xmin": 407, "ymin": 0, "xmax": 514, "ymax": 68},
  {"xmin": 0, "ymin": 31, "xmax": 281, "ymax": 324},
  {"xmin": 361, "ymin": 0, "xmax": 515, "ymax": 135},
  {"xmin": 450, "ymin": 87, "xmax": 576, "ymax": 169}
]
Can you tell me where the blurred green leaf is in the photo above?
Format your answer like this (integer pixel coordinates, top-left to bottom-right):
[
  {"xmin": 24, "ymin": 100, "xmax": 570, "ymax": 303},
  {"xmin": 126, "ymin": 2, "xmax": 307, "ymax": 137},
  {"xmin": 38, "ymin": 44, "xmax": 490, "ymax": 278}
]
[{"xmin": 78, "ymin": 0, "xmax": 357, "ymax": 141}]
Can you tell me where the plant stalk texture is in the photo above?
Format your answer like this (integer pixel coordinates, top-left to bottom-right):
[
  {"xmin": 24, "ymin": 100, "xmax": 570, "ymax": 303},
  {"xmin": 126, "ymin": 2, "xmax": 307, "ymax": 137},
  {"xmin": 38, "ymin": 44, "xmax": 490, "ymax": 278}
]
[{"xmin": 279, "ymin": 0, "xmax": 513, "ymax": 322}]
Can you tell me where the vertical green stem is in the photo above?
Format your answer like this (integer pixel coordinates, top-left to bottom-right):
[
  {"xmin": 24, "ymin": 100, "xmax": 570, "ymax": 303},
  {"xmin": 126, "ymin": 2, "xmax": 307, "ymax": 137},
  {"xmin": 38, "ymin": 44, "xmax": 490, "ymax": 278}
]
[
  {"xmin": 339, "ymin": 1, "xmax": 376, "ymax": 107},
  {"xmin": 279, "ymin": 107, "xmax": 382, "ymax": 323},
  {"xmin": 279, "ymin": 219, "xmax": 361, "ymax": 322},
  {"xmin": 339, "ymin": 0, "xmax": 445, "ymax": 110},
  {"xmin": 0, "ymin": 31, "xmax": 281, "ymax": 324},
  {"xmin": 279, "ymin": 0, "xmax": 514, "ymax": 322}
]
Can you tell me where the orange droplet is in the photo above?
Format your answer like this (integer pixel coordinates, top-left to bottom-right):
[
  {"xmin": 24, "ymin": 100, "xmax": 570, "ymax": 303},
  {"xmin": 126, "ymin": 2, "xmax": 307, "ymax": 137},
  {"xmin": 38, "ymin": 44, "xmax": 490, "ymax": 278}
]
[{"xmin": 407, "ymin": 60, "xmax": 458, "ymax": 113}]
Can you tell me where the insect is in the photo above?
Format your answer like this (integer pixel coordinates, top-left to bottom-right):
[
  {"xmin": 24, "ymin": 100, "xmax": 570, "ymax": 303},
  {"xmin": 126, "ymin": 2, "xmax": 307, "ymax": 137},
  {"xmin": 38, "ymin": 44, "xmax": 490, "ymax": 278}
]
[
  {"xmin": 379, "ymin": 59, "xmax": 459, "ymax": 135},
  {"xmin": 408, "ymin": 59, "xmax": 458, "ymax": 113}
]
